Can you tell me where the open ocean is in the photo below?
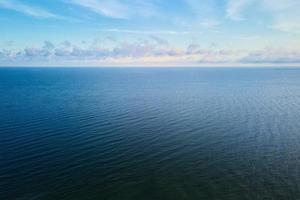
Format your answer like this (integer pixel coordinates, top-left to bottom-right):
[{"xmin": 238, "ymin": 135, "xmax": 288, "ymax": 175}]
[{"xmin": 1, "ymin": 67, "xmax": 300, "ymax": 200}]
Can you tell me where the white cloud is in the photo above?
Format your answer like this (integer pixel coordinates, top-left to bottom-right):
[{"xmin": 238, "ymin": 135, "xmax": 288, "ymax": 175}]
[
  {"xmin": 68, "ymin": 0, "xmax": 129, "ymax": 19},
  {"xmin": 273, "ymin": 22, "xmax": 300, "ymax": 33},
  {"xmin": 2, "ymin": 40, "xmax": 300, "ymax": 66},
  {"xmin": 66, "ymin": 0, "xmax": 161, "ymax": 19},
  {"xmin": 184, "ymin": 0, "xmax": 221, "ymax": 28},
  {"xmin": 0, "ymin": 0, "xmax": 61, "ymax": 19},
  {"xmin": 261, "ymin": 0, "xmax": 300, "ymax": 33},
  {"xmin": 225, "ymin": 0, "xmax": 300, "ymax": 33},
  {"xmin": 240, "ymin": 47, "xmax": 300, "ymax": 63},
  {"xmin": 98, "ymin": 29, "xmax": 196, "ymax": 35},
  {"xmin": 149, "ymin": 36, "xmax": 169, "ymax": 46},
  {"xmin": 226, "ymin": 0, "xmax": 253, "ymax": 21}
]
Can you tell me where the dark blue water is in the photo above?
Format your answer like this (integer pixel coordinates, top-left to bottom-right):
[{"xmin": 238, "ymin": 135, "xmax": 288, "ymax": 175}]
[{"xmin": 1, "ymin": 67, "xmax": 300, "ymax": 200}]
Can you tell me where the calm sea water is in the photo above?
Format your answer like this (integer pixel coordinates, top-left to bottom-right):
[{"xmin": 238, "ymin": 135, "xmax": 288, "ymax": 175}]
[{"xmin": 1, "ymin": 67, "xmax": 300, "ymax": 200}]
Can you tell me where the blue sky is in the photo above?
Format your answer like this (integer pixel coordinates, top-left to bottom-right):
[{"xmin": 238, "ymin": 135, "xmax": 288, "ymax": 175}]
[{"xmin": 0, "ymin": 0, "xmax": 300, "ymax": 66}]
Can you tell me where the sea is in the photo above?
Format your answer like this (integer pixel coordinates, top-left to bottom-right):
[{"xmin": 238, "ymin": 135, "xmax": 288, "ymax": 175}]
[{"xmin": 1, "ymin": 67, "xmax": 300, "ymax": 199}]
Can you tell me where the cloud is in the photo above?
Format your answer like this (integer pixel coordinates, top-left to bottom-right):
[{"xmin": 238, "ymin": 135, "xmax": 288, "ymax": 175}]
[
  {"xmin": 185, "ymin": 0, "xmax": 221, "ymax": 28},
  {"xmin": 225, "ymin": 0, "xmax": 300, "ymax": 32},
  {"xmin": 261, "ymin": 0, "xmax": 300, "ymax": 33},
  {"xmin": 24, "ymin": 41, "xmax": 56, "ymax": 57},
  {"xmin": 240, "ymin": 47, "xmax": 300, "ymax": 63},
  {"xmin": 0, "ymin": 40, "xmax": 216, "ymax": 64},
  {"xmin": 0, "ymin": 0, "xmax": 62, "ymax": 19},
  {"xmin": 43, "ymin": 41, "xmax": 55, "ymax": 50},
  {"xmin": 226, "ymin": 0, "xmax": 254, "ymax": 21},
  {"xmin": 186, "ymin": 44, "xmax": 201, "ymax": 55},
  {"xmin": 1, "ymin": 40, "xmax": 300, "ymax": 66},
  {"xmin": 66, "ymin": 0, "xmax": 161, "ymax": 19},
  {"xmin": 61, "ymin": 40, "xmax": 72, "ymax": 48},
  {"xmin": 149, "ymin": 36, "xmax": 169, "ymax": 46},
  {"xmin": 273, "ymin": 22, "xmax": 300, "ymax": 33},
  {"xmin": 68, "ymin": 0, "xmax": 129, "ymax": 19},
  {"xmin": 99, "ymin": 29, "xmax": 195, "ymax": 35},
  {"xmin": 2, "ymin": 40, "xmax": 14, "ymax": 47}
]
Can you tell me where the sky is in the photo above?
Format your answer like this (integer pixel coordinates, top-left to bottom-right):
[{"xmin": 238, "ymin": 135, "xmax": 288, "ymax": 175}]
[{"xmin": 0, "ymin": 0, "xmax": 300, "ymax": 67}]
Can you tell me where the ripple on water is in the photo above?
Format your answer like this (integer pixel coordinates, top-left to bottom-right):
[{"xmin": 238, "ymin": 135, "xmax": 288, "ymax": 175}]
[{"xmin": 1, "ymin": 68, "xmax": 300, "ymax": 199}]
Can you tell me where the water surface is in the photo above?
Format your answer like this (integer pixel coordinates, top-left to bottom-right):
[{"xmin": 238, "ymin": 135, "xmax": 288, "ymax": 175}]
[{"xmin": 1, "ymin": 67, "xmax": 300, "ymax": 199}]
